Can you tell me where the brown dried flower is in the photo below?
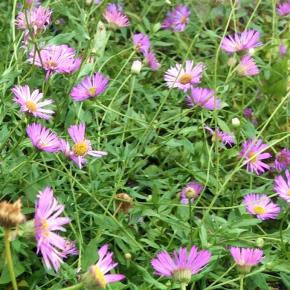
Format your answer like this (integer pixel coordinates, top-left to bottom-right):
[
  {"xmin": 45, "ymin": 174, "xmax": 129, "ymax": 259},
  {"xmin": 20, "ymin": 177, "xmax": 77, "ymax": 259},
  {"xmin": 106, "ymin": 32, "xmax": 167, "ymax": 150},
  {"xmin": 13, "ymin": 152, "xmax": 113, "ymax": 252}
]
[
  {"xmin": 0, "ymin": 199, "xmax": 25, "ymax": 228},
  {"xmin": 114, "ymin": 193, "xmax": 133, "ymax": 213}
]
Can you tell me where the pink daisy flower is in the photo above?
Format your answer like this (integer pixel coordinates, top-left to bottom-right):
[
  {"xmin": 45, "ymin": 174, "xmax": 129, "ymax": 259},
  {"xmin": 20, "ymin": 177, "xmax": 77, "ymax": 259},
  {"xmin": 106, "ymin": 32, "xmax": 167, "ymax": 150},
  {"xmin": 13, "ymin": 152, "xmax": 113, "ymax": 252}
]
[
  {"xmin": 205, "ymin": 126, "xmax": 235, "ymax": 146},
  {"xmin": 83, "ymin": 244, "xmax": 125, "ymax": 288},
  {"xmin": 186, "ymin": 88, "xmax": 221, "ymax": 110},
  {"xmin": 16, "ymin": 6, "xmax": 51, "ymax": 33},
  {"xmin": 240, "ymin": 139, "xmax": 271, "ymax": 175},
  {"xmin": 26, "ymin": 123, "xmax": 59, "ymax": 152},
  {"xmin": 151, "ymin": 246, "xmax": 211, "ymax": 285},
  {"xmin": 237, "ymin": 55, "xmax": 259, "ymax": 76},
  {"xmin": 274, "ymin": 170, "xmax": 290, "ymax": 203},
  {"xmin": 273, "ymin": 148, "xmax": 290, "ymax": 171},
  {"xmin": 180, "ymin": 180, "xmax": 204, "ymax": 204},
  {"xmin": 230, "ymin": 247, "xmax": 263, "ymax": 273},
  {"xmin": 164, "ymin": 61, "xmax": 205, "ymax": 92},
  {"xmin": 162, "ymin": 5, "xmax": 190, "ymax": 32},
  {"xmin": 67, "ymin": 123, "xmax": 107, "ymax": 169},
  {"xmin": 70, "ymin": 73, "xmax": 109, "ymax": 102},
  {"xmin": 279, "ymin": 43, "xmax": 287, "ymax": 56},
  {"xmin": 221, "ymin": 30, "xmax": 262, "ymax": 53},
  {"xmin": 34, "ymin": 187, "xmax": 78, "ymax": 271},
  {"xmin": 243, "ymin": 193, "xmax": 280, "ymax": 220},
  {"xmin": 133, "ymin": 33, "xmax": 150, "ymax": 54},
  {"xmin": 28, "ymin": 44, "xmax": 81, "ymax": 79},
  {"xmin": 103, "ymin": 3, "xmax": 129, "ymax": 28},
  {"xmin": 277, "ymin": 1, "xmax": 290, "ymax": 16},
  {"xmin": 12, "ymin": 85, "xmax": 54, "ymax": 119},
  {"xmin": 144, "ymin": 50, "xmax": 160, "ymax": 71}
]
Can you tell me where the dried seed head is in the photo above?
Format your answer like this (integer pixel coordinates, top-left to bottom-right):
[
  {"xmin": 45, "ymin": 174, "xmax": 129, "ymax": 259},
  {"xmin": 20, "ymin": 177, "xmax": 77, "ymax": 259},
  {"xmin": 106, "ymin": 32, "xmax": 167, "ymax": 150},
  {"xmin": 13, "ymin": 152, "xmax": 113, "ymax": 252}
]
[
  {"xmin": 114, "ymin": 193, "xmax": 133, "ymax": 213},
  {"xmin": 0, "ymin": 199, "xmax": 25, "ymax": 228}
]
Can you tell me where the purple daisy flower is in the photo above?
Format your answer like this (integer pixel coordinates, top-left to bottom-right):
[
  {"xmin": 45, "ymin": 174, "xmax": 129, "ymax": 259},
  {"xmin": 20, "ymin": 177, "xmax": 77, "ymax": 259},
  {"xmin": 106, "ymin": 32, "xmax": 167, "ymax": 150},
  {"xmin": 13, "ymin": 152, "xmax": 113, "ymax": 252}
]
[
  {"xmin": 83, "ymin": 244, "xmax": 125, "ymax": 288},
  {"xmin": 151, "ymin": 246, "xmax": 211, "ymax": 284},
  {"xmin": 273, "ymin": 148, "xmax": 290, "ymax": 171},
  {"xmin": 16, "ymin": 6, "xmax": 52, "ymax": 36},
  {"xmin": 277, "ymin": 1, "xmax": 290, "ymax": 16},
  {"xmin": 70, "ymin": 73, "xmax": 109, "ymax": 102},
  {"xmin": 12, "ymin": 85, "xmax": 54, "ymax": 119},
  {"xmin": 26, "ymin": 123, "xmax": 60, "ymax": 152},
  {"xmin": 144, "ymin": 50, "xmax": 160, "ymax": 71},
  {"xmin": 186, "ymin": 88, "xmax": 221, "ymax": 110},
  {"xmin": 164, "ymin": 61, "xmax": 205, "ymax": 92},
  {"xmin": 162, "ymin": 5, "xmax": 190, "ymax": 32},
  {"xmin": 274, "ymin": 170, "xmax": 290, "ymax": 203},
  {"xmin": 180, "ymin": 180, "xmax": 204, "ymax": 204},
  {"xmin": 35, "ymin": 187, "xmax": 78, "ymax": 271},
  {"xmin": 67, "ymin": 123, "xmax": 107, "ymax": 169},
  {"xmin": 133, "ymin": 33, "xmax": 150, "ymax": 54},
  {"xmin": 237, "ymin": 55, "xmax": 259, "ymax": 76},
  {"xmin": 103, "ymin": 3, "xmax": 129, "ymax": 28},
  {"xmin": 205, "ymin": 126, "xmax": 235, "ymax": 146},
  {"xmin": 28, "ymin": 44, "xmax": 81, "ymax": 79},
  {"xmin": 221, "ymin": 30, "xmax": 262, "ymax": 53},
  {"xmin": 240, "ymin": 139, "xmax": 271, "ymax": 175},
  {"xmin": 243, "ymin": 193, "xmax": 280, "ymax": 220},
  {"xmin": 230, "ymin": 247, "xmax": 263, "ymax": 273}
]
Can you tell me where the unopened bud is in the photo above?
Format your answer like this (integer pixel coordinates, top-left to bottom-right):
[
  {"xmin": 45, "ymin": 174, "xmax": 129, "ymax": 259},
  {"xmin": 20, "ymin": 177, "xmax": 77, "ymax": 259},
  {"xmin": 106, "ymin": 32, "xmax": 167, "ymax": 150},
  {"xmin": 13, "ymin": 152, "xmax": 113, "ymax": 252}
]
[
  {"xmin": 227, "ymin": 57, "xmax": 237, "ymax": 66},
  {"xmin": 0, "ymin": 199, "xmax": 25, "ymax": 229},
  {"xmin": 231, "ymin": 117, "xmax": 240, "ymax": 127},
  {"xmin": 131, "ymin": 60, "xmax": 142, "ymax": 74},
  {"xmin": 248, "ymin": 48, "xmax": 255, "ymax": 56},
  {"xmin": 125, "ymin": 253, "xmax": 132, "ymax": 260},
  {"xmin": 256, "ymin": 238, "xmax": 264, "ymax": 248}
]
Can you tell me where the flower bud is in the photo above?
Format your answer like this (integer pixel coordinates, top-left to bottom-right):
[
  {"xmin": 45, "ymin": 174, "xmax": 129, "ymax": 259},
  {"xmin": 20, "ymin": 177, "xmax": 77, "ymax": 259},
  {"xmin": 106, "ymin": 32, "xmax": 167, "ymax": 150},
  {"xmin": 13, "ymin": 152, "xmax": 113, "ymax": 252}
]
[
  {"xmin": 231, "ymin": 117, "xmax": 240, "ymax": 127},
  {"xmin": 227, "ymin": 57, "xmax": 237, "ymax": 66},
  {"xmin": 125, "ymin": 252, "xmax": 132, "ymax": 260},
  {"xmin": 256, "ymin": 237, "xmax": 264, "ymax": 248},
  {"xmin": 0, "ymin": 199, "xmax": 25, "ymax": 229},
  {"xmin": 248, "ymin": 48, "xmax": 255, "ymax": 55},
  {"xmin": 131, "ymin": 60, "xmax": 142, "ymax": 74}
]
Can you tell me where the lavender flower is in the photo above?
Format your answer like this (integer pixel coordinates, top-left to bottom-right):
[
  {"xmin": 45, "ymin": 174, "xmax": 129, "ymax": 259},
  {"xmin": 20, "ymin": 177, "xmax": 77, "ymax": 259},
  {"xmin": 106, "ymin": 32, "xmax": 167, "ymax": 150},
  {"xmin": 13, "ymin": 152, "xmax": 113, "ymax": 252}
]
[
  {"xmin": 274, "ymin": 170, "xmax": 290, "ymax": 203},
  {"xmin": 180, "ymin": 180, "xmax": 204, "ymax": 204},
  {"xmin": 277, "ymin": 1, "xmax": 290, "ymax": 16},
  {"xmin": 205, "ymin": 126, "xmax": 235, "ymax": 146},
  {"xmin": 103, "ymin": 3, "xmax": 129, "ymax": 28},
  {"xmin": 144, "ymin": 50, "xmax": 160, "ymax": 71},
  {"xmin": 186, "ymin": 88, "xmax": 221, "ymax": 110},
  {"xmin": 273, "ymin": 148, "xmax": 290, "ymax": 171},
  {"xmin": 133, "ymin": 33, "xmax": 150, "ymax": 54},
  {"xmin": 162, "ymin": 5, "xmax": 190, "ymax": 32},
  {"xmin": 237, "ymin": 55, "xmax": 259, "ymax": 76}
]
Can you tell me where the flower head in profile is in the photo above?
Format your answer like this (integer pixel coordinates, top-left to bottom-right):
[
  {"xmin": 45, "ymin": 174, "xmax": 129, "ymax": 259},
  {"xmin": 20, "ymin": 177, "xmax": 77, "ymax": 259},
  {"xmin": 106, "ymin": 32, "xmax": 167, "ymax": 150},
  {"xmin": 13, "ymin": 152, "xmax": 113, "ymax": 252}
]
[
  {"xmin": 133, "ymin": 33, "xmax": 150, "ymax": 54},
  {"xmin": 12, "ymin": 85, "xmax": 54, "ymax": 119},
  {"xmin": 274, "ymin": 170, "xmax": 290, "ymax": 203},
  {"xmin": 0, "ymin": 199, "xmax": 25, "ymax": 229},
  {"xmin": 28, "ymin": 44, "xmax": 81, "ymax": 79},
  {"xmin": 67, "ymin": 123, "xmax": 107, "ymax": 169},
  {"xmin": 144, "ymin": 50, "xmax": 160, "ymax": 71},
  {"xmin": 16, "ymin": 6, "xmax": 52, "ymax": 36},
  {"xmin": 186, "ymin": 88, "xmax": 221, "ymax": 110},
  {"xmin": 70, "ymin": 73, "xmax": 109, "ymax": 102},
  {"xmin": 180, "ymin": 181, "xmax": 204, "ymax": 204},
  {"xmin": 230, "ymin": 247, "xmax": 263, "ymax": 273},
  {"xmin": 243, "ymin": 193, "xmax": 280, "ymax": 220},
  {"xmin": 277, "ymin": 1, "xmax": 290, "ymax": 16},
  {"xmin": 205, "ymin": 126, "xmax": 235, "ymax": 146},
  {"xmin": 164, "ymin": 61, "xmax": 205, "ymax": 92},
  {"xmin": 82, "ymin": 244, "xmax": 125, "ymax": 289},
  {"xmin": 273, "ymin": 148, "xmax": 290, "ymax": 171},
  {"xmin": 237, "ymin": 55, "xmax": 259, "ymax": 76},
  {"xmin": 240, "ymin": 139, "xmax": 271, "ymax": 175},
  {"xmin": 26, "ymin": 123, "xmax": 59, "ymax": 152},
  {"xmin": 221, "ymin": 30, "xmax": 262, "ymax": 53},
  {"xmin": 151, "ymin": 246, "xmax": 211, "ymax": 285},
  {"xmin": 162, "ymin": 5, "xmax": 190, "ymax": 32},
  {"xmin": 103, "ymin": 3, "xmax": 129, "ymax": 28},
  {"xmin": 35, "ymin": 187, "xmax": 78, "ymax": 271}
]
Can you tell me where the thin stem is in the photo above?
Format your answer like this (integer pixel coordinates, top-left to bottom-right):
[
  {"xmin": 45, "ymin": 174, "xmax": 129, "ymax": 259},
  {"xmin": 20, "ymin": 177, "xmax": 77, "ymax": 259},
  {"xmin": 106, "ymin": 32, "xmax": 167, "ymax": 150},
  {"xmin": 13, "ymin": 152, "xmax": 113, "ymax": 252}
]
[
  {"xmin": 189, "ymin": 199, "xmax": 193, "ymax": 245},
  {"xmin": 59, "ymin": 282, "xmax": 84, "ymax": 290},
  {"xmin": 181, "ymin": 283, "xmax": 187, "ymax": 290},
  {"xmin": 4, "ymin": 229, "xmax": 18, "ymax": 290},
  {"xmin": 240, "ymin": 275, "xmax": 244, "ymax": 290}
]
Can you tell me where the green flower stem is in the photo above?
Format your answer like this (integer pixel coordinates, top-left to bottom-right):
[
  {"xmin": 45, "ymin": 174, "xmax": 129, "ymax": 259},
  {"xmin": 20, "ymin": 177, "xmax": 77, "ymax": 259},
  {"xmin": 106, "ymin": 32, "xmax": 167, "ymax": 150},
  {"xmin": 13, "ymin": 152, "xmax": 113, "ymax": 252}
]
[
  {"xmin": 181, "ymin": 283, "xmax": 187, "ymax": 290},
  {"xmin": 189, "ymin": 199, "xmax": 193, "ymax": 246},
  {"xmin": 240, "ymin": 275, "xmax": 244, "ymax": 290},
  {"xmin": 4, "ymin": 229, "xmax": 18, "ymax": 290},
  {"xmin": 59, "ymin": 282, "xmax": 84, "ymax": 290}
]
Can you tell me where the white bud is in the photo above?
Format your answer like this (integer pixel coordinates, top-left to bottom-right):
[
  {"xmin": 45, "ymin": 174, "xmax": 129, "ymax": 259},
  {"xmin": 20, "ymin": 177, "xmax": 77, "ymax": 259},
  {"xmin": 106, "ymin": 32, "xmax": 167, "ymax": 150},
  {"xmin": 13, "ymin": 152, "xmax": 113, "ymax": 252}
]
[
  {"xmin": 248, "ymin": 48, "xmax": 255, "ymax": 55},
  {"xmin": 165, "ymin": 0, "xmax": 172, "ymax": 4},
  {"xmin": 131, "ymin": 60, "xmax": 142, "ymax": 74},
  {"xmin": 125, "ymin": 253, "xmax": 132, "ymax": 260},
  {"xmin": 231, "ymin": 117, "xmax": 240, "ymax": 127}
]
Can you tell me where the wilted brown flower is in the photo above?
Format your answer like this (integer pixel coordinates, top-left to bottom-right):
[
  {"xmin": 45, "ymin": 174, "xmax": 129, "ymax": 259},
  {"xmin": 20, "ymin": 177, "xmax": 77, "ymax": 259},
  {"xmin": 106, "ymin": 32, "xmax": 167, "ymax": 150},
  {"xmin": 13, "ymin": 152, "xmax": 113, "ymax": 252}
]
[
  {"xmin": 114, "ymin": 193, "xmax": 133, "ymax": 213},
  {"xmin": 0, "ymin": 199, "xmax": 25, "ymax": 228}
]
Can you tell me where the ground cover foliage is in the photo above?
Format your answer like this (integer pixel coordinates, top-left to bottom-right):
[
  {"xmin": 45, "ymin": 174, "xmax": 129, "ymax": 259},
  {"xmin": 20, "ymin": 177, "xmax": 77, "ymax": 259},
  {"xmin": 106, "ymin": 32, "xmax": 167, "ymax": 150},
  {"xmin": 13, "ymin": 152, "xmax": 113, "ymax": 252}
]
[{"xmin": 0, "ymin": 0, "xmax": 289, "ymax": 289}]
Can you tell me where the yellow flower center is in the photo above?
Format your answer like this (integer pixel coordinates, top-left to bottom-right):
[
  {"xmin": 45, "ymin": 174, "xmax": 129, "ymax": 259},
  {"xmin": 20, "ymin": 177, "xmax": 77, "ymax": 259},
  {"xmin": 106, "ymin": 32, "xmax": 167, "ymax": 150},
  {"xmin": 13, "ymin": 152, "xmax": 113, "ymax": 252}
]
[
  {"xmin": 179, "ymin": 73, "xmax": 192, "ymax": 85},
  {"xmin": 41, "ymin": 219, "xmax": 50, "ymax": 237},
  {"xmin": 287, "ymin": 189, "xmax": 290, "ymax": 196},
  {"xmin": 72, "ymin": 141, "xmax": 88, "ymax": 156},
  {"xmin": 92, "ymin": 266, "xmax": 107, "ymax": 288},
  {"xmin": 88, "ymin": 87, "xmax": 97, "ymax": 96},
  {"xmin": 45, "ymin": 60, "xmax": 58, "ymax": 70},
  {"xmin": 180, "ymin": 16, "xmax": 187, "ymax": 24},
  {"xmin": 185, "ymin": 188, "xmax": 197, "ymax": 199},
  {"xmin": 253, "ymin": 205, "xmax": 265, "ymax": 215},
  {"xmin": 26, "ymin": 100, "xmax": 37, "ymax": 112},
  {"xmin": 249, "ymin": 151, "xmax": 257, "ymax": 163}
]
